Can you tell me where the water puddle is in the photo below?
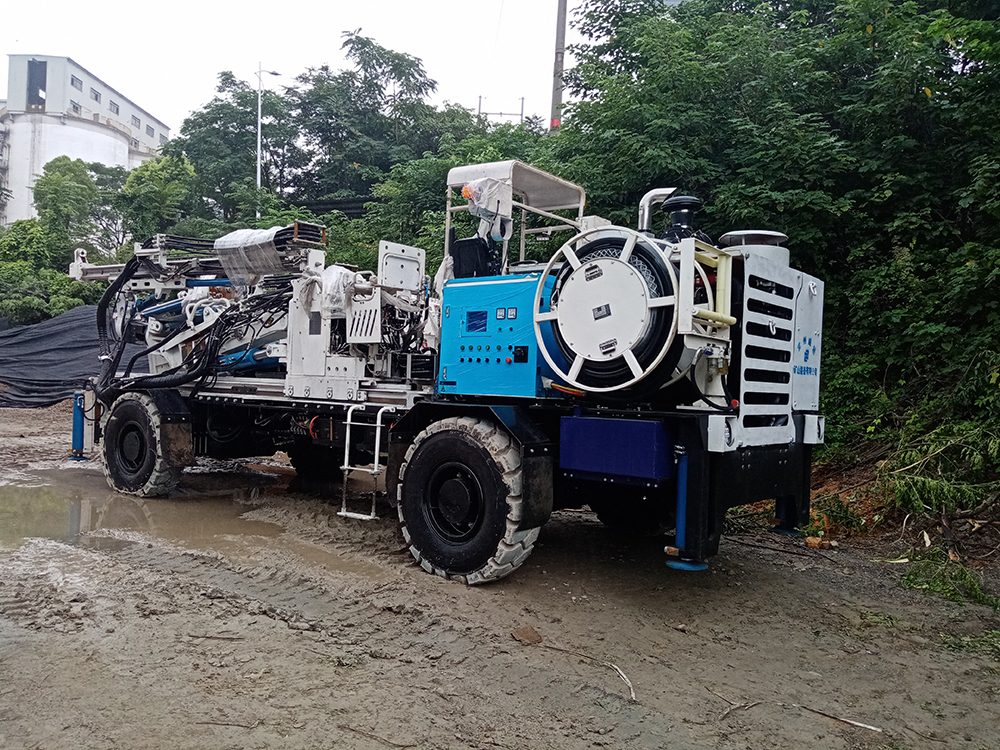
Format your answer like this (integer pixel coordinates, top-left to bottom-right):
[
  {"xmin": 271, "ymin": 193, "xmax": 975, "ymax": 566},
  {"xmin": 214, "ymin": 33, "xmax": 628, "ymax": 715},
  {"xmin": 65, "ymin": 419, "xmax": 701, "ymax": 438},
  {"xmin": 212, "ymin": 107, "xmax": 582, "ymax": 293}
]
[
  {"xmin": 0, "ymin": 479, "xmax": 284, "ymax": 552},
  {"xmin": 0, "ymin": 464, "xmax": 392, "ymax": 581}
]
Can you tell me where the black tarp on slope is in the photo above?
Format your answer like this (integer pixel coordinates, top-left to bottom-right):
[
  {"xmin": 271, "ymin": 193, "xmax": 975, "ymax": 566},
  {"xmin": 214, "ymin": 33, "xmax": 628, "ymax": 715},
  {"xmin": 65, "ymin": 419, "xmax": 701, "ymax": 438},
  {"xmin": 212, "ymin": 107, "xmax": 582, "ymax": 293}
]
[{"xmin": 0, "ymin": 305, "xmax": 148, "ymax": 408}]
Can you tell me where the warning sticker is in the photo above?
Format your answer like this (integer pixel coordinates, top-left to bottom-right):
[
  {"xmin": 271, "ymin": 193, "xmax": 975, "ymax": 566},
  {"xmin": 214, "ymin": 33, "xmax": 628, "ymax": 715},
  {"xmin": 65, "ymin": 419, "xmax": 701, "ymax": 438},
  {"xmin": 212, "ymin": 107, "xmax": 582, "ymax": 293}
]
[
  {"xmin": 599, "ymin": 338, "xmax": 618, "ymax": 354},
  {"xmin": 584, "ymin": 264, "xmax": 603, "ymax": 282},
  {"xmin": 593, "ymin": 304, "xmax": 612, "ymax": 321}
]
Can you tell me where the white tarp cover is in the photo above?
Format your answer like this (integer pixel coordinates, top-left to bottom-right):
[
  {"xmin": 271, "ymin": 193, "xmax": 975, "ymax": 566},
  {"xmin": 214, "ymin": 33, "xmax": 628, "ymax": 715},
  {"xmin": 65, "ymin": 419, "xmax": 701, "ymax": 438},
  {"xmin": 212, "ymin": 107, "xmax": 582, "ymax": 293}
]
[
  {"xmin": 321, "ymin": 265, "xmax": 356, "ymax": 318},
  {"xmin": 214, "ymin": 227, "xmax": 286, "ymax": 286},
  {"xmin": 462, "ymin": 178, "xmax": 507, "ymax": 219}
]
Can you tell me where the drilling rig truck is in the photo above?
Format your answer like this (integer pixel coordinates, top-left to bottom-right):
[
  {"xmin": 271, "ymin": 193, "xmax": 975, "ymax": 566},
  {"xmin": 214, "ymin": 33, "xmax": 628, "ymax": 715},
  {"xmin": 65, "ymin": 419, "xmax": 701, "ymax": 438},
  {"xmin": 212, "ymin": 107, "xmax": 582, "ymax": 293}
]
[{"xmin": 71, "ymin": 161, "xmax": 825, "ymax": 583}]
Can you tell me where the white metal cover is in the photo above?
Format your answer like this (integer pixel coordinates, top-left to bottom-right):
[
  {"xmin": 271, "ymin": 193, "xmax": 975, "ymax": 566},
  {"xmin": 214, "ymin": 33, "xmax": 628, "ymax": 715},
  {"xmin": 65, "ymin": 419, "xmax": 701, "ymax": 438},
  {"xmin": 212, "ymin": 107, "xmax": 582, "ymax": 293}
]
[
  {"xmin": 446, "ymin": 160, "xmax": 586, "ymax": 212},
  {"xmin": 555, "ymin": 258, "xmax": 651, "ymax": 361},
  {"xmin": 791, "ymin": 275, "xmax": 824, "ymax": 412},
  {"xmin": 378, "ymin": 241, "xmax": 425, "ymax": 292},
  {"xmin": 738, "ymin": 253, "xmax": 799, "ymax": 447}
]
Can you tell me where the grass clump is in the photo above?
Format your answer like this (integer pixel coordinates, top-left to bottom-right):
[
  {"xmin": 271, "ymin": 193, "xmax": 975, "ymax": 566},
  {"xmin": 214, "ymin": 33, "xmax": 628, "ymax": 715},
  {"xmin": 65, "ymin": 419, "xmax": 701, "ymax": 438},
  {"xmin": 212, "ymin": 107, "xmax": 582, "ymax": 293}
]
[
  {"xmin": 940, "ymin": 630, "xmax": 1000, "ymax": 662},
  {"xmin": 901, "ymin": 548, "xmax": 1000, "ymax": 610}
]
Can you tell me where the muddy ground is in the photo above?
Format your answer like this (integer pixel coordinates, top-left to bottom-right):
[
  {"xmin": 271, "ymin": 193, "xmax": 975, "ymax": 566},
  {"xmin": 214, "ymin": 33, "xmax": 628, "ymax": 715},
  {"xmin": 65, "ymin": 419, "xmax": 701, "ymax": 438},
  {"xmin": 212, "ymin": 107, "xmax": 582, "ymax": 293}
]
[{"xmin": 1, "ymin": 403, "xmax": 998, "ymax": 750}]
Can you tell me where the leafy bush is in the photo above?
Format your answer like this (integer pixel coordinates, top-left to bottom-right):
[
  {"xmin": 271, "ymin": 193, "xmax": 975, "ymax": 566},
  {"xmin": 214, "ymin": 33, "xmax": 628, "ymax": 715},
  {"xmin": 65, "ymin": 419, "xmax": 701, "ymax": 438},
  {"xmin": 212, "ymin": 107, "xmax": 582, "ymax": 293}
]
[{"xmin": 902, "ymin": 548, "xmax": 1000, "ymax": 609}]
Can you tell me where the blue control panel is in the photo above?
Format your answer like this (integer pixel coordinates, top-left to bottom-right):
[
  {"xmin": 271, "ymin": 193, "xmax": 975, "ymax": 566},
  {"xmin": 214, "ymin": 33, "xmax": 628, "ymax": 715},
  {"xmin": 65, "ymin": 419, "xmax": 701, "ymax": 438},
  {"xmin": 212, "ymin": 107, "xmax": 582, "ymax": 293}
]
[{"xmin": 438, "ymin": 274, "xmax": 561, "ymax": 398}]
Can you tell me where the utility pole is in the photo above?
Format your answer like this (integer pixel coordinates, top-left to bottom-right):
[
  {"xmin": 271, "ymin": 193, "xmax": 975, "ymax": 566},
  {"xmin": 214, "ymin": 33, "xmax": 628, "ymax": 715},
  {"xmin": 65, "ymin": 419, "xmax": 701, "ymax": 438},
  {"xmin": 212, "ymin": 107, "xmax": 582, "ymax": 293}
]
[{"xmin": 550, "ymin": 0, "xmax": 567, "ymax": 131}]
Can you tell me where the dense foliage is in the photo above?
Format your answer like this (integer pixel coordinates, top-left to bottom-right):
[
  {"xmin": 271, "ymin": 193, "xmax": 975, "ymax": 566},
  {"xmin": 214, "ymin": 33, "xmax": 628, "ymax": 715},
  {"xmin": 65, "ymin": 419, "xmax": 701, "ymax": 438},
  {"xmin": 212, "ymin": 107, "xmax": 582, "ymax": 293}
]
[
  {"xmin": 554, "ymin": 0, "xmax": 1000, "ymax": 513},
  {"xmin": 1, "ymin": 4, "xmax": 998, "ymax": 516}
]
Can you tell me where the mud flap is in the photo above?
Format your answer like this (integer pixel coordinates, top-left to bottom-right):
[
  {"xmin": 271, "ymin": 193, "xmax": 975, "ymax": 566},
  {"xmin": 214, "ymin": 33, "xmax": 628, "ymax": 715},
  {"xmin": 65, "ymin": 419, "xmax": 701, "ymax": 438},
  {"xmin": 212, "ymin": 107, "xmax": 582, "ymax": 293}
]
[
  {"xmin": 160, "ymin": 423, "xmax": 195, "ymax": 467},
  {"xmin": 145, "ymin": 390, "xmax": 195, "ymax": 467}
]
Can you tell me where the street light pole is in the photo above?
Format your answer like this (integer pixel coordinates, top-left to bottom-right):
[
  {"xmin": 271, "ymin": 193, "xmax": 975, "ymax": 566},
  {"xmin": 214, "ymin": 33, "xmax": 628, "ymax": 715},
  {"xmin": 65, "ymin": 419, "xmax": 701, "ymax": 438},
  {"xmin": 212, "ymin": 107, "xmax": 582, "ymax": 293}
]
[{"xmin": 255, "ymin": 63, "xmax": 280, "ymax": 219}]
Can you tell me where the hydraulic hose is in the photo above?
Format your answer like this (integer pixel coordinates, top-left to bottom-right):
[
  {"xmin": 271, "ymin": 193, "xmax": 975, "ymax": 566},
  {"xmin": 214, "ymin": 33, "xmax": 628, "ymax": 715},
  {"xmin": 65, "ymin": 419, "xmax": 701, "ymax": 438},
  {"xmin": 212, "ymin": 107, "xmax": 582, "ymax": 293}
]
[
  {"xmin": 122, "ymin": 324, "xmax": 188, "ymax": 378},
  {"xmin": 94, "ymin": 257, "xmax": 141, "ymax": 403}
]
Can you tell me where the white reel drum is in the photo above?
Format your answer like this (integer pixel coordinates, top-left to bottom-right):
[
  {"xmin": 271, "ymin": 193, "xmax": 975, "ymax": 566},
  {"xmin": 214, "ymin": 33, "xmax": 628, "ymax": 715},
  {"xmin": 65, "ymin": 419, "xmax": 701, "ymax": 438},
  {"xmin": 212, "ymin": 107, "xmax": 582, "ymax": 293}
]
[{"xmin": 532, "ymin": 227, "xmax": 681, "ymax": 394}]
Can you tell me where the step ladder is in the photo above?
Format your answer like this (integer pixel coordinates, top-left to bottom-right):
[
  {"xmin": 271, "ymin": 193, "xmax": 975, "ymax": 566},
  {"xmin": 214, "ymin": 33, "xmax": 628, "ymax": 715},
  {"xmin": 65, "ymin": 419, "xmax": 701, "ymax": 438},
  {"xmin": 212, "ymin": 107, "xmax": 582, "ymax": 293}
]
[{"xmin": 338, "ymin": 404, "xmax": 397, "ymax": 520}]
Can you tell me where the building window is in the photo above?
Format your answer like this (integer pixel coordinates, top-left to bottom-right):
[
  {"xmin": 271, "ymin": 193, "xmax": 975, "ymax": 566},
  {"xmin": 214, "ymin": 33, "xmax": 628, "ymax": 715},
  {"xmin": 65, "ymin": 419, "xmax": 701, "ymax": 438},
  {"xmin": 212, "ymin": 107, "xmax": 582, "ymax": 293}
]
[
  {"xmin": 71, "ymin": 75, "xmax": 83, "ymax": 91},
  {"xmin": 131, "ymin": 115, "xmax": 141, "ymax": 128},
  {"xmin": 90, "ymin": 88, "xmax": 101, "ymax": 103},
  {"xmin": 146, "ymin": 125, "xmax": 154, "ymax": 137},
  {"xmin": 109, "ymin": 101, "xmax": 120, "ymax": 115},
  {"xmin": 70, "ymin": 100, "xmax": 81, "ymax": 115},
  {"xmin": 159, "ymin": 134, "xmax": 168, "ymax": 145},
  {"xmin": 27, "ymin": 59, "xmax": 48, "ymax": 113}
]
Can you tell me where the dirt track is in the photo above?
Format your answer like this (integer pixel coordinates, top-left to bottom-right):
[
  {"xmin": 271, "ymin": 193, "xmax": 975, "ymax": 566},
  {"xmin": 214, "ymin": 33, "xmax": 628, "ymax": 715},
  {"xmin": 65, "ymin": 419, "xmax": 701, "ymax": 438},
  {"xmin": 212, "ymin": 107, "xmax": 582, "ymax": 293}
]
[{"xmin": 1, "ymin": 403, "xmax": 998, "ymax": 750}]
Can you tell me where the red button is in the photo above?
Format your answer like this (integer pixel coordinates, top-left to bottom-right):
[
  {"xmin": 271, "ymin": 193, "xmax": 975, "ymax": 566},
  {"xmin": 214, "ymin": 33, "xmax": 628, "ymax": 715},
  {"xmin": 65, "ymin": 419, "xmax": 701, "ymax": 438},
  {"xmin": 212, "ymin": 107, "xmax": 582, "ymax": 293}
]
[{"xmin": 505, "ymin": 357, "xmax": 512, "ymax": 364}]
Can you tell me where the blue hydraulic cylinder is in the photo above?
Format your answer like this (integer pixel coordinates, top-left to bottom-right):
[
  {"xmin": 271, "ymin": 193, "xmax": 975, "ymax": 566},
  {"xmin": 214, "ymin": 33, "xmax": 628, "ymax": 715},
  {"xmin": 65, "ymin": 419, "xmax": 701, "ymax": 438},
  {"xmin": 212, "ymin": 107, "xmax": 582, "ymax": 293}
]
[
  {"xmin": 666, "ymin": 447, "xmax": 707, "ymax": 571},
  {"xmin": 70, "ymin": 392, "xmax": 88, "ymax": 461}
]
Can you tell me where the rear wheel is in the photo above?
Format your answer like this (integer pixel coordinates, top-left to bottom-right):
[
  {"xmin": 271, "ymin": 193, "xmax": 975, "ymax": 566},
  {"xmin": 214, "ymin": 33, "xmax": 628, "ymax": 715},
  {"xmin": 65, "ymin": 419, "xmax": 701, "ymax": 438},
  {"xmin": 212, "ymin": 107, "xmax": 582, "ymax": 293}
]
[
  {"xmin": 102, "ymin": 392, "xmax": 181, "ymax": 497},
  {"xmin": 397, "ymin": 417, "xmax": 539, "ymax": 584}
]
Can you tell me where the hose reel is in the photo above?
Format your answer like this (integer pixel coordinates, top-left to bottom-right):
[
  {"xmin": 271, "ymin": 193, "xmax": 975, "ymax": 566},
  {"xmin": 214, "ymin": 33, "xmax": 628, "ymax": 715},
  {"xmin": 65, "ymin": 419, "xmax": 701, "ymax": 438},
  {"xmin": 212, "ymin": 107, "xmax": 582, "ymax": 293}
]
[{"xmin": 532, "ymin": 227, "xmax": 681, "ymax": 394}]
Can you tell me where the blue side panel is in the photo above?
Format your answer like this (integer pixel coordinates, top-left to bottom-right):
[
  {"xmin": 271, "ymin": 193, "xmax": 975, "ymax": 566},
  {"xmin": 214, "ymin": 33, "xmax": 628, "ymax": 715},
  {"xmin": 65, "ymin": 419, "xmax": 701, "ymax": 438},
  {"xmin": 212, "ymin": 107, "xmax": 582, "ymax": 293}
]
[
  {"xmin": 438, "ymin": 274, "xmax": 555, "ymax": 398},
  {"xmin": 560, "ymin": 417, "xmax": 673, "ymax": 480}
]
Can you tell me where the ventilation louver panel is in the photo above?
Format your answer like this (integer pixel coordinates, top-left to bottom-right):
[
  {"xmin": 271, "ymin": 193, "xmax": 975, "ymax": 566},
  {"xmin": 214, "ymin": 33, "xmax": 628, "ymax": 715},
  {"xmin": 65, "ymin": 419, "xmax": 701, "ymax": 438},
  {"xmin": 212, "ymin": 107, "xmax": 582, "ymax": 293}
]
[{"xmin": 740, "ymin": 263, "xmax": 797, "ymax": 446}]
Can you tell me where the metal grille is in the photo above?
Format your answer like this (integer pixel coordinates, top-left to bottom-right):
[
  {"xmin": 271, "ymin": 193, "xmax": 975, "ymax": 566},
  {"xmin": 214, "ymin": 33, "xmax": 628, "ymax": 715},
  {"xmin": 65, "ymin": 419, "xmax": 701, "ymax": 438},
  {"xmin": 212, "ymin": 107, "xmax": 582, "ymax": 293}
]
[
  {"xmin": 739, "ymin": 258, "xmax": 797, "ymax": 446},
  {"xmin": 350, "ymin": 308, "xmax": 377, "ymax": 338}
]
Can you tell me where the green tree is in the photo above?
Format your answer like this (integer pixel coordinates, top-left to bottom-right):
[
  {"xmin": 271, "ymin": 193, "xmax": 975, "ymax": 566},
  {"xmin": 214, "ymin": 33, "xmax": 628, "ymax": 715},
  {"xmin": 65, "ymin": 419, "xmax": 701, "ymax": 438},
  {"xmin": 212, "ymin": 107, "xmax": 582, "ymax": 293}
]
[
  {"xmin": 164, "ymin": 71, "xmax": 304, "ymax": 222},
  {"xmin": 87, "ymin": 163, "xmax": 129, "ymax": 257},
  {"xmin": 117, "ymin": 155, "xmax": 197, "ymax": 241},
  {"xmin": 554, "ymin": 0, "xmax": 1000, "ymax": 507},
  {"xmin": 0, "ymin": 219, "xmax": 60, "ymax": 269},
  {"xmin": 289, "ymin": 31, "xmax": 479, "ymax": 201},
  {"xmin": 30, "ymin": 157, "xmax": 132, "ymax": 262},
  {"xmin": 31, "ymin": 156, "xmax": 99, "ymax": 266},
  {"xmin": 0, "ymin": 212, "xmax": 104, "ymax": 325}
]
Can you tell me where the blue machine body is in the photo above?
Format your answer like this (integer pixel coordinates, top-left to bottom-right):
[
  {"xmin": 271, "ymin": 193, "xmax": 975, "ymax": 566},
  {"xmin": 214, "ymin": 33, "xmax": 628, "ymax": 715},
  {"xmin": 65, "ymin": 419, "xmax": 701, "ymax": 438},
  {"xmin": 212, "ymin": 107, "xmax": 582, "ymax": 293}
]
[
  {"xmin": 559, "ymin": 416, "xmax": 673, "ymax": 486},
  {"xmin": 437, "ymin": 273, "xmax": 564, "ymax": 398}
]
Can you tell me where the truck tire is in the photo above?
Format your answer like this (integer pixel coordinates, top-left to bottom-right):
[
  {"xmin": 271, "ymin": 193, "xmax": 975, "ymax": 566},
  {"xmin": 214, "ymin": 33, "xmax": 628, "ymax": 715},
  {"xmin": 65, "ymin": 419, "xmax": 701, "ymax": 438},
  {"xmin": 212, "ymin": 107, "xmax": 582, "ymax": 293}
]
[
  {"xmin": 102, "ymin": 392, "xmax": 182, "ymax": 497},
  {"xmin": 397, "ymin": 417, "xmax": 539, "ymax": 584}
]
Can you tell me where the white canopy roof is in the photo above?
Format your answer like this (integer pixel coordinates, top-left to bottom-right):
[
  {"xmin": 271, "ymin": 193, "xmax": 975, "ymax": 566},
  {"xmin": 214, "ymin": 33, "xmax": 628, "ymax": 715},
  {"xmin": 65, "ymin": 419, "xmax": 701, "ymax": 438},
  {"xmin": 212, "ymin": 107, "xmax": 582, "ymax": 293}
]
[{"xmin": 446, "ymin": 160, "xmax": 586, "ymax": 213}]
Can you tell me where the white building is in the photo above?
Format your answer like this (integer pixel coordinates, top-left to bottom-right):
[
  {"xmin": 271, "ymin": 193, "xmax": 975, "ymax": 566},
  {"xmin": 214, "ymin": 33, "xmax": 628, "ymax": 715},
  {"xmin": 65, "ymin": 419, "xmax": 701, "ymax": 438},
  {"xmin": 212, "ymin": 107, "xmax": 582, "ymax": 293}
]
[{"xmin": 0, "ymin": 55, "xmax": 170, "ymax": 225}]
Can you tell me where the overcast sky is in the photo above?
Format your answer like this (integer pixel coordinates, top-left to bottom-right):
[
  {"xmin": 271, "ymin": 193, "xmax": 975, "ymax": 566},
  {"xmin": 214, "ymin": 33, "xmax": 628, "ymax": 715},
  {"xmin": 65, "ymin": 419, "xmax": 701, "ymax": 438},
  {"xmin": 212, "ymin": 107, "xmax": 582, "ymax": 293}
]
[{"xmin": 0, "ymin": 0, "xmax": 584, "ymax": 134}]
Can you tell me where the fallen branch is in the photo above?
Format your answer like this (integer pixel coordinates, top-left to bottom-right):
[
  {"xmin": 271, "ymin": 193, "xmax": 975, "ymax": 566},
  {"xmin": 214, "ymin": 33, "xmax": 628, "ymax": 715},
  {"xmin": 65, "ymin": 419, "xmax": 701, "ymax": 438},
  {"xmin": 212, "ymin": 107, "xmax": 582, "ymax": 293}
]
[
  {"xmin": 787, "ymin": 703, "xmax": 882, "ymax": 733},
  {"xmin": 195, "ymin": 720, "xmax": 259, "ymax": 729},
  {"xmin": 705, "ymin": 687, "xmax": 759, "ymax": 719},
  {"xmin": 952, "ymin": 495, "xmax": 998, "ymax": 520},
  {"xmin": 511, "ymin": 627, "xmax": 637, "ymax": 702},
  {"xmin": 705, "ymin": 687, "xmax": 737, "ymax": 705},
  {"xmin": 337, "ymin": 724, "xmax": 417, "ymax": 748},
  {"xmin": 722, "ymin": 701, "xmax": 760, "ymax": 720},
  {"xmin": 187, "ymin": 634, "xmax": 245, "ymax": 641},
  {"xmin": 897, "ymin": 513, "xmax": 913, "ymax": 542},
  {"xmin": 891, "ymin": 443, "xmax": 953, "ymax": 475},
  {"xmin": 728, "ymin": 537, "xmax": 837, "ymax": 563},
  {"xmin": 537, "ymin": 643, "xmax": 637, "ymax": 702}
]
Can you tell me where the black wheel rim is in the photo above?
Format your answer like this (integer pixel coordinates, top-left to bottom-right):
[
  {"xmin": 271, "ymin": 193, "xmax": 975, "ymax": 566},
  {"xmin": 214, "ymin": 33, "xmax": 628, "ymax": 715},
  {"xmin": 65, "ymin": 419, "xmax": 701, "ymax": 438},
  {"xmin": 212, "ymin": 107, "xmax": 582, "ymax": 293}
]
[
  {"xmin": 118, "ymin": 423, "xmax": 147, "ymax": 475},
  {"xmin": 423, "ymin": 461, "xmax": 486, "ymax": 544}
]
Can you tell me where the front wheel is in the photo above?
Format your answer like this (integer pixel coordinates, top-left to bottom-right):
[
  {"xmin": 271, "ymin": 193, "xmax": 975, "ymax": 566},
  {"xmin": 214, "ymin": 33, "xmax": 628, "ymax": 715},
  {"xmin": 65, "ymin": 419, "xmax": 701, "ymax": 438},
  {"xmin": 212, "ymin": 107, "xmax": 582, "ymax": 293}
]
[
  {"xmin": 397, "ymin": 417, "xmax": 539, "ymax": 584},
  {"xmin": 102, "ymin": 392, "xmax": 181, "ymax": 496}
]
